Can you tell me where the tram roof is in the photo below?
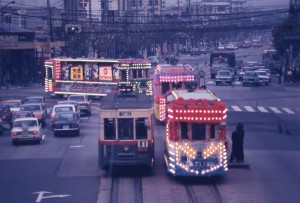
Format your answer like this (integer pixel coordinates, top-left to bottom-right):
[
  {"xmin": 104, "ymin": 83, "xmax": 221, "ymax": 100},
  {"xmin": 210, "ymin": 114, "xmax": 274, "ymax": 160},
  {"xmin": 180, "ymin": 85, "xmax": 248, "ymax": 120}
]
[
  {"xmin": 167, "ymin": 89, "xmax": 220, "ymax": 102},
  {"xmin": 101, "ymin": 93, "xmax": 153, "ymax": 109},
  {"xmin": 47, "ymin": 58, "xmax": 119, "ymax": 63}
]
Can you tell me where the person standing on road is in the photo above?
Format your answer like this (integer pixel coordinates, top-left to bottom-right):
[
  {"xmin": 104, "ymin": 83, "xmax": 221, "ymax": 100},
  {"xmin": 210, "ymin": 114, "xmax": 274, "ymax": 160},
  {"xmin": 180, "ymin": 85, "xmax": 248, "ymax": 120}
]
[{"xmin": 230, "ymin": 122, "xmax": 245, "ymax": 163}]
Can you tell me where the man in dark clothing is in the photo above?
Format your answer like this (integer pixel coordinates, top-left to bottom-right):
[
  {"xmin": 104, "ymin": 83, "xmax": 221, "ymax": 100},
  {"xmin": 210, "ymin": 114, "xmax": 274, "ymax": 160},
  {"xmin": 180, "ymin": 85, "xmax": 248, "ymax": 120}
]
[{"xmin": 230, "ymin": 123, "xmax": 245, "ymax": 163}]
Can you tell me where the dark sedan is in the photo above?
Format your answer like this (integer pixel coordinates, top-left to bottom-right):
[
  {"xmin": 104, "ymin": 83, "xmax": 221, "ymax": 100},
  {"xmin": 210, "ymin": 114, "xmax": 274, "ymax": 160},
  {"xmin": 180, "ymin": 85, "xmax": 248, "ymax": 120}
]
[{"xmin": 52, "ymin": 112, "xmax": 80, "ymax": 136}]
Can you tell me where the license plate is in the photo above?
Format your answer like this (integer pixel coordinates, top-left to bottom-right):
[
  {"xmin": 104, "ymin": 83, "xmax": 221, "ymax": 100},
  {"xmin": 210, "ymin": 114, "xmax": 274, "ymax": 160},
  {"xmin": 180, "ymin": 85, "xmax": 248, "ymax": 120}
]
[
  {"xmin": 23, "ymin": 132, "xmax": 28, "ymax": 137},
  {"xmin": 63, "ymin": 125, "xmax": 69, "ymax": 129}
]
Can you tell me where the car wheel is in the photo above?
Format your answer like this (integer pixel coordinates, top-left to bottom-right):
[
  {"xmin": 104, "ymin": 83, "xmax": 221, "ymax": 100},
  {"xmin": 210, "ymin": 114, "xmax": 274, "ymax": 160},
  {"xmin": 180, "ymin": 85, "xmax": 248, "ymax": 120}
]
[
  {"xmin": 229, "ymin": 82, "xmax": 232, "ymax": 86},
  {"xmin": 76, "ymin": 130, "xmax": 80, "ymax": 136},
  {"xmin": 243, "ymin": 82, "xmax": 246, "ymax": 86},
  {"xmin": 54, "ymin": 131, "xmax": 59, "ymax": 137},
  {"xmin": 12, "ymin": 140, "xmax": 18, "ymax": 146},
  {"xmin": 216, "ymin": 82, "xmax": 219, "ymax": 86}
]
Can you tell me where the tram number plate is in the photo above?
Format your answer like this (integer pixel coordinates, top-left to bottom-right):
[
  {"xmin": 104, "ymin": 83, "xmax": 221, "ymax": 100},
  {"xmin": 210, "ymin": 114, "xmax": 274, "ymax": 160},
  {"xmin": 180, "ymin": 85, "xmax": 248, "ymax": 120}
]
[
  {"xmin": 195, "ymin": 162, "xmax": 212, "ymax": 167},
  {"xmin": 63, "ymin": 125, "xmax": 69, "ymax": 129},
  {"xmin": 138, "ymin": 140, "xmax": 148, "ymax": 148}
]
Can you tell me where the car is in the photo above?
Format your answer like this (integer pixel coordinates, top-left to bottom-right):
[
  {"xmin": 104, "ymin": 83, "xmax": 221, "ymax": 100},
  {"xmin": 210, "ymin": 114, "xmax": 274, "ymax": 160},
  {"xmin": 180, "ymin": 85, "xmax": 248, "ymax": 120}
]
[
  {"xmin": 68, "ymin": 95, "xmax": 91, "ymax": 116},
  {"xmin": 0, "ymin": 105, "xmax": 13, "ymax": 127},
  {"xmin": 12, "ymin": 111, "xmax": 35, "ymax": 122},
  {"xmin": 255, "ymin": 70, "xmax": 270, "ymax": 85},
  {"xmin": 238, "ymin": 67, "xmax": 256, "ymax": 81},
  {"xmin": 52, "ymin": 112, "xmax": 80, "ymax": 136},
  {"xmin": 216, "ymin": 70, "xmax": 234, "ymax": 86},
  {"xmin": 166, "ymin": 54, "xmax": 178, "ymax": 65},
  {"xmin": 225, "ymin": 43, "xmax": 238, "ymax": 50},
  {"xmin": 258, "ymin": 68, "xmax": 271, "ymax": 79},
  {"xmin": 50, "ymin": 104, "xmax": 80, "ymax": 122},
  {"xmin": 220, "ymin": 67, "xmax": 236, "ymax": 76},
  {"xmin": 191, "ymin": 48, "xmax": 200, "ymax": 56},
  {"xmin": 0, "ymin": 99, "xmax": 22, "ymax": 114},
  {"xmin": 147, "ymin": 56, "xmax": 159, "ymax": 65},
  {"xmin": 217, "ymin": 45, "xmax": 225, "ymax": 51},
  {"xmin": 57, "ymin": 100, "xmax": 79, "ymax": 108},
  {"xmin": 0, "ymin": 118, "xmax": 3, "ymax": 134},
  {"xmin": 11, "ymin": 117, "xmax": 43, "ymax": 145},
  {"xmin": 24, "ymin": 96, "xmax": 46, "ymax": 109},
  {"xmin": 20, "ymin": 103, "xmax": 47, "ymax": 126},
  {"xmin": 242, "ymin": 71, "xmax": 262, "ymax": 86},
  {"xmin": 245, "ymin": 61, "xmax": 260, "ymax": 67},
  {"xmin": 235, "ymin": 59, "xmax": 244, "ymax": 69}
]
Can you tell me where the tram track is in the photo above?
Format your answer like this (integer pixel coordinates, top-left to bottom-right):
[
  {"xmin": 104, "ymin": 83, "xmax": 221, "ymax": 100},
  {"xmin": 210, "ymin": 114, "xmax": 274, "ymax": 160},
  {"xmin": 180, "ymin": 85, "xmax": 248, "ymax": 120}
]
[
  {"xmin": 185, "ymin": 184, "xmax": 223, "ymax": 203},
  {"xmin": 110, "ymin": 177, "xmax": 143, "ymax": 203}
]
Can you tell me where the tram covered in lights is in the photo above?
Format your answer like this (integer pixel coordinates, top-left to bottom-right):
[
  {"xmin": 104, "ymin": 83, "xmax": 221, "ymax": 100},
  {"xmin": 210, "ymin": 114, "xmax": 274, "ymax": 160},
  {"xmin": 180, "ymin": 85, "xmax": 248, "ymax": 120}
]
[
  {"xmin": 164, "ymin": 89, "xmax": 228, "ymax": 177},
  {"xmin": 44, "ymin": 58, "xmax": 152, "ymax": 97},
  {"xmin": 98, "ymin": 90, "xmax": 154, "ymax": 170},
  {"xmin": 153, "ymin": 64, "xmax": 197, "ymax": 122}
]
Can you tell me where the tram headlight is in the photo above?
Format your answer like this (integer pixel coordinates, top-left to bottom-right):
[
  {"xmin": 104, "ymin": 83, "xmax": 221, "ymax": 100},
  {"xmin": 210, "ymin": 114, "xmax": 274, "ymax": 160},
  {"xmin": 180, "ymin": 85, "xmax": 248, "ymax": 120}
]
[{"xmin": 123, "ymin": 145, "xmax": 130, "ymax": 152}]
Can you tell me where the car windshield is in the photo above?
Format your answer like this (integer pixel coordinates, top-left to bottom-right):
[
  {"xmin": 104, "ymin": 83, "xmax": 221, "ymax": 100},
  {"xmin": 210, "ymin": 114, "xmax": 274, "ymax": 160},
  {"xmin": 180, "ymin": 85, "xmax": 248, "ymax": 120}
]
[
  {"xmin": 21, "ymin": 105, "xmax": 41, "ymax": 111},
  {"xmin": 15, "ymin": 112, "xmax": 32, "ymax": 117},
  {"xmin": 55, "ymin": 106, "xmax": 73, "ymax": 113},
  {"xmin": 245, "ymin": 72, "xmax": 257, "ymax": 77},
  {"xmin": 218, "ymin": 71, "xmax": 230, "ymax": 76},
  {"xmin": 25, "ymin": 98, "xmax": 43, "ymax": 103},
  {"xmin": 69, "ymin": 96, "xmax": 85, "ymax": 101},
  {"xmin": 0, "ymin": 102, "xmax": 20, "ymax": 107},
  {"xmin": 14, "ymin": 120, "xmax": 38, "ymax": 127},
  {"xmin": 55, "ymin": 113, "xmax": 77, "ymax": 120},
  {"xmin": 257, "ymin": 72, "xmax": 267, "ymax": 76}
]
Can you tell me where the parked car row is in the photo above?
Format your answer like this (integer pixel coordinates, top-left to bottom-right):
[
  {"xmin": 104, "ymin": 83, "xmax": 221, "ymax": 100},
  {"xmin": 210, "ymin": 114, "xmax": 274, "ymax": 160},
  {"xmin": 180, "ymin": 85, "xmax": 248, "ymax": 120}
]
[{"xmin": 0, "ymin": 94, "xmax": 92, "ymax": 145}]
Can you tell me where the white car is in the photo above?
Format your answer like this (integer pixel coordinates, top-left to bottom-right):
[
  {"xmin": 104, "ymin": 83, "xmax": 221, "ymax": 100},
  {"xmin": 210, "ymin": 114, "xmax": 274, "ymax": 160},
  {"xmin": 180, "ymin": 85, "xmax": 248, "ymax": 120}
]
[
  {"xmin": 68, "ymin": 95, "xmax": 91, "ymax": 116},
  {"xmin": 217, "ymin": 45, "xmax": 225, "ymax": 51},
  {"xmin": 50, "ymin": 104, "xmax": 80, "ymax": 122},
  {"xmin": 255, "ymin": 70, "xmax": 270, "ymax": 85},
  {"xmin": 11, "ymin": 117, "xmax": 43, "ymax": 145}
]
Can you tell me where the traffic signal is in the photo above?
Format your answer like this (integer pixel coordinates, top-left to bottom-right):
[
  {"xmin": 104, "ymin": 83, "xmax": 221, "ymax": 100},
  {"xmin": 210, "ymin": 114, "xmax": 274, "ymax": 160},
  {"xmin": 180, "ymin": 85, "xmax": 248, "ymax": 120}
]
[{"xmin": 65, "ymin": 24, "xmax": 82, "ymax": 34}]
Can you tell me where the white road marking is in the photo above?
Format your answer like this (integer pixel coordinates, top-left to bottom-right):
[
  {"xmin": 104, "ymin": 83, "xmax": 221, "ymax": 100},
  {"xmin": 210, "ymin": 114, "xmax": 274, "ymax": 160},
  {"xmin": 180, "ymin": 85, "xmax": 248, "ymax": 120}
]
[
  {"xmin": 270, "ymin": 107, "xmax": 282, "ymax": 114},
  {"xmin": 244, "ymin": 106, "xmax": 255, "ymax": 112},
  {"xmin": 282, "ymin": 107, "xmax": 295, "ymax": 114},
  {"xmin": 257, "ymin": 106, "xmax": 268, "ymax": 113},
  {"xmin": 231, "ymin": 106, "xmax": 242, "ymax": 111},
  {"xmin": 33, "ymin": 191, "xmax": 71, "ymax": 203},
  {"xmin": 69, "ymin": 145, "xmax": 84, "ymax": 148}
]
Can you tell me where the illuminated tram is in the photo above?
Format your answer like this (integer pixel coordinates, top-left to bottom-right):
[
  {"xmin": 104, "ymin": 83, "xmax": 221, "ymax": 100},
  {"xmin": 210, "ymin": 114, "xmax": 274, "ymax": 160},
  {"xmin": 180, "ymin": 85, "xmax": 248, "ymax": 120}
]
[
  {"xmin": 153, "ymin": 64, "xmax": 197, "ymax": 122},
  {"xmin": 98, "ymin": 89, "xmax": 154, "ymax": 170},
  {"xmin": 44, "ymin": 58, "xmax": 152, "ymax": 97},
  {"xmin": 164, "ymin": 89, "xmax": 229, "ymax": 177}
]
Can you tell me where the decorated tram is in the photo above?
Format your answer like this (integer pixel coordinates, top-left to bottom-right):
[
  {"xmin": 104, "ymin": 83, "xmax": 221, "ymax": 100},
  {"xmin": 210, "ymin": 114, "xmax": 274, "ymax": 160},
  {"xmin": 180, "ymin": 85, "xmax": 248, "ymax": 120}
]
[
  {"xmin": 44, "ymin": 58, "xmax": 152, "ymax": 97},
  {"xmin": 98, "ymin": 89, "xmax": 154, "ymax": 170},
  {"xmin": 164, "ymin": 89, "xmax": 229, "ymax": 177},
  {"xmin": 153, "ymin": 63, "xmax": 197, "ymax": 122}
]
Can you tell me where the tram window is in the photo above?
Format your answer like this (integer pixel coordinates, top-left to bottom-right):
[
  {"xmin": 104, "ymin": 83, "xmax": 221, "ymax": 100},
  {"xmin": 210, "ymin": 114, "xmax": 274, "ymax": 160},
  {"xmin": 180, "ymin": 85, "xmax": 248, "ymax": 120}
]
[
  {"xmin": 136, "ymin": 118, "xmax": 147, "ymax": 139},
  {"xmin": 46, "ymin": 67, "xmax": 52, "ymax": 79},
  {"xmin": 132, "ymin": 70, "xmax": 143, "ymax": 79},
  {"xmin": 172, "ymin": 82, "xmax": 183, "ymax": 89},
  {"xmin": 210, "ymin": 124, "xmax": 216, "ymax": 139},
  {"xmin": 104, "ymin": 118, "xmax": 116, "ymax": 140},
  {"xmin": 120, "ymin": 70, "xmax": 127, "ymax": 81},
  {"xmin": 161, "ymin": 82, "xmax": 170, "ymax": 94},
  {"xmin": 118, "ymin": 118, "xmax": 134, "ymax": 140},
  {"xmin": 180, "ymin": 123, "xmax": 188, "ymax": 139},
  {"xmin": 191, "ymin": 123, "xmax": 206, "ymax": 140}
]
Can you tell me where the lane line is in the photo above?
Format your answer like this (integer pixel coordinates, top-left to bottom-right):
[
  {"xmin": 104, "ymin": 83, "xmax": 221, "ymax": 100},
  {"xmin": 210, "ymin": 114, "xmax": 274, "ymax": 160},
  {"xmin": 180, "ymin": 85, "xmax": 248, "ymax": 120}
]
[
  {"xmin": 231, "ymin": 106, "xmax": 242, "ymax": 111},
  {"xmin": 270, "ymin": 107, "xmax": 282, "ymax": 114},
  {"xmin": 257, "ymin": 106, "xmax": 268, "ymax": 113},
  {"xmin": 244, "ymin": 106, "xmax": 255, "ymax": 112},
  {"xmin": 282, "ymin": 107, "xmax": 295, "ymax": 114}
]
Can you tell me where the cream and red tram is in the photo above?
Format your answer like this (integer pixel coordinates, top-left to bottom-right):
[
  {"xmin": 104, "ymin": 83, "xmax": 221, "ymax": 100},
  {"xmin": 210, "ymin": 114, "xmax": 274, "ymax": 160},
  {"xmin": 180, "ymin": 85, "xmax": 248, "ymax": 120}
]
[
  {"xmin": 98, "ymin": 91, "xmax": 154, "ymax": 170},
  {"xmin": 164, "ymin": 89, "xmax": 228, "ymax": 176}
]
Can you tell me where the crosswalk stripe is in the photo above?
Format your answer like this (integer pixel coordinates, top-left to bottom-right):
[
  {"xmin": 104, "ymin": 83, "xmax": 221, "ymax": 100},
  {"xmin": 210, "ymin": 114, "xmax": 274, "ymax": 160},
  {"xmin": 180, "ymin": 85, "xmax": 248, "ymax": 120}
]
[
  {"xmin": 282, "ymin": 107, "xmax": 295, "ymax": 114},
  {"xmin": 257, "ymin": 106, "xmax": 268, "ymax": 113},
  {"xmin": 232, "ymin": 106, "xmax": 242, "ymax": 111},
  {"xmin": 244, "ymin": 106, "xmax": 255, "ymax": 112},
  {"xmin": 270, "ymin": 107, "xmax": 282, "ymax": 113}
]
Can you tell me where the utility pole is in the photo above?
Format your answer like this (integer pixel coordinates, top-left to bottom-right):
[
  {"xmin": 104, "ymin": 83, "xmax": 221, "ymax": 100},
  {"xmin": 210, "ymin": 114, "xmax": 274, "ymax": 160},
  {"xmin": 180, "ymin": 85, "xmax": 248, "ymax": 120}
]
[{"xmin": 46, "ymin": 0, "xmax": 51, "ymax": 57}]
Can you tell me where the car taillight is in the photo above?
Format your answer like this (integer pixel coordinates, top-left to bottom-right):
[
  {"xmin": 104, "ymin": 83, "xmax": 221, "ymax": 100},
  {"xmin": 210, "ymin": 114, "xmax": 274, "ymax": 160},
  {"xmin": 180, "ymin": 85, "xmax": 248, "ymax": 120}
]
[
  {"xmin": 35, "ymin": 114, "xmax": 42, "ymax": 118},
  {"xmin": 51, "ymin": 114, "xmax": 55, "ymax": 119},
  {"xmin": 33, "ymin": 130, "xmax": 39, "ymax": 135},
  {"xmin": 12, "ymin": 131, "xmax": 17, "ymax": 136},
  {"xmin": 3, "ymin": 115, "xmax": 6, "ymax": 119}
]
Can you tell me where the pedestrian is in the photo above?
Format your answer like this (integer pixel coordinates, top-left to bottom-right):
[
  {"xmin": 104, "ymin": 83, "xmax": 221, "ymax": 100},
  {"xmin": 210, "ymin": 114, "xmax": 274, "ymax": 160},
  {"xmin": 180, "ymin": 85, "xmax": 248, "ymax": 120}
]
[{"xmin": 230, "ymin": 122, "xmax": 245, "ymax": 163}]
